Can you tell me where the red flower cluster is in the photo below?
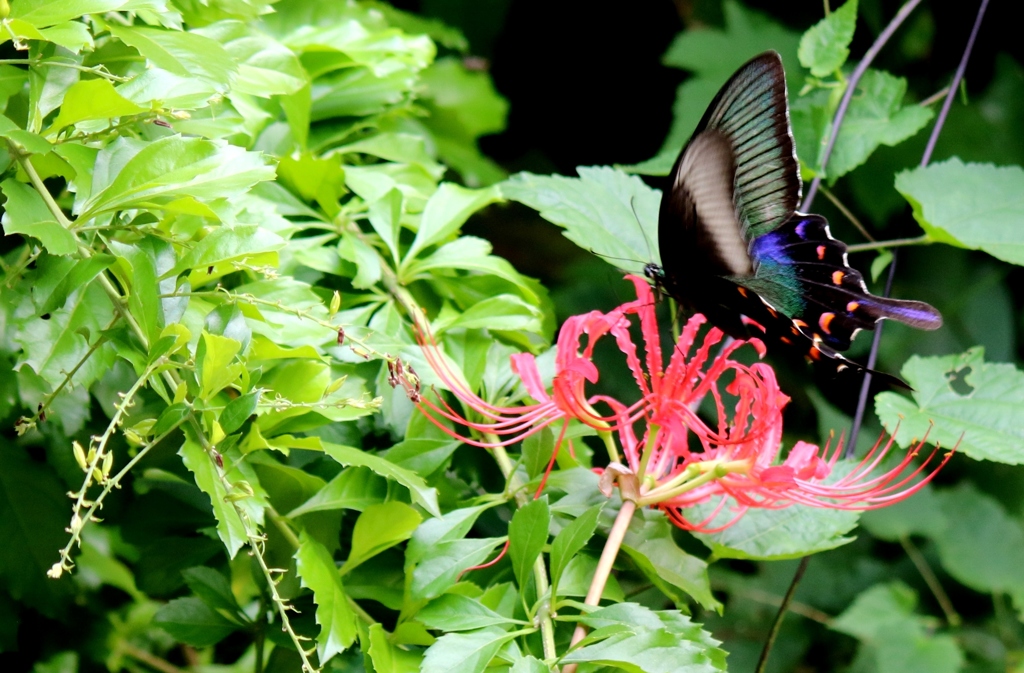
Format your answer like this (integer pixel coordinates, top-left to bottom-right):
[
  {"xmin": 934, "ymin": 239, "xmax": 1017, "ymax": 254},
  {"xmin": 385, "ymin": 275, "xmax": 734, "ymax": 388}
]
[{"xmin": 415, "ymin": 276, "xmax": 951, "ymax": 531}]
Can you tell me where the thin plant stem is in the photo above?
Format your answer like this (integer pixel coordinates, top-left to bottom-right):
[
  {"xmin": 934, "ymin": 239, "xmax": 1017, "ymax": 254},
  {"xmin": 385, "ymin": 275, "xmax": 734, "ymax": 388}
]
[
  {"xmin": 562, "ymin": 499, "xmax": 638, "ymax": 673},
  {"xmin": 845, "ymin": 235, "xmax": 930, "ymax": 253},
  {"xmin": 120, "ymin": 643, "xmax": 188, "ymax": 673},
  {"xmin": 801, "ymin": 0, "xmax": 924, "ymax": 211},
  {"xmin": 919, "ymin": 86, "xmax": 951, "ymax": 108},
  {"xmin": 900, "ymin": 535, "xmax": 960, "ymax": 626},
  {"xmin": 819, "ymin": 185, "xmax": 875, "ymax": 242},
  {"xmin": 755, "ymin": 556, "xmax": 810, "ymax": 673},
  {"xmin": 848, "ymin": 0, "xmax": 990, "ymax": 455}
]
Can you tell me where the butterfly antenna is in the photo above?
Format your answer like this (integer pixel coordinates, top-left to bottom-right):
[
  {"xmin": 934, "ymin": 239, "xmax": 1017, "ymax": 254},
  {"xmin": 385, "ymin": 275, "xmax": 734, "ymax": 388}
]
[{"xmin": 628, "ymin": 196, "xmax": 656, "ymax": 264}]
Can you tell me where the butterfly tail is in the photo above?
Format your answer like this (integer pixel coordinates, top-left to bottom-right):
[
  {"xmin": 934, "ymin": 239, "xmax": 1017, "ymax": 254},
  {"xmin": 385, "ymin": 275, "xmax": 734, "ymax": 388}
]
[{"xmin": 859, "ymin": 295, "xmax": 943, "ymax": 331}]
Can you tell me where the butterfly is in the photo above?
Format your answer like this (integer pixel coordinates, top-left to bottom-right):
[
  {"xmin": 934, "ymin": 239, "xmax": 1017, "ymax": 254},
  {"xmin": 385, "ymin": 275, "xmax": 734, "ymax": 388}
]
[{"xmin": 644, "ymin": 51, "xmax": 941, "ymax": 387}]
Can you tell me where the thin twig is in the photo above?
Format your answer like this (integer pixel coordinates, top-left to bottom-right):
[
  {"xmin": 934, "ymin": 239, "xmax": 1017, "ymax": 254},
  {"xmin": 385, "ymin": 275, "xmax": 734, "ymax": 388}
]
[
  {"xmin": 900, "ymin": 536, "xmax": 961, "ymax": 626},
  {"xmin": 755, "ymin": 557, "xmax": 810, "ymax": 673},
  {"xmin": 848, "ymin": 0, "xmax": 990, "ymax": 454},
  {"xmin": 845, "ymin": 235, "xmax": 929, "ymax": 253},
  {"xmin": 801, "ymin": 0, "xmax": 925, "ymax": 211},
  {"xmin": 819, "ymin": 184, "xmax": 875, "ymax": 242}
]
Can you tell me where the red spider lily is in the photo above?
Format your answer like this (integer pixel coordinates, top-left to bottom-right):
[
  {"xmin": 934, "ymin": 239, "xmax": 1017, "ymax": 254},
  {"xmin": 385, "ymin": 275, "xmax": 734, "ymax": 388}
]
[{"xmin": 414, "ymin": 275, "xmax": 952, "ymax": 530}]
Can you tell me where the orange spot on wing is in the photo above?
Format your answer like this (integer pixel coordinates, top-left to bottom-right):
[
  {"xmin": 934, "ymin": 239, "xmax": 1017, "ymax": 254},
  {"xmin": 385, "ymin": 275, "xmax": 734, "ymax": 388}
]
[
  {"xmin": 793, "ymin": 319, "xmax": 808, "ymax": 328},
  {"xmin": 832, "ymin": 270, "xmax": 845, "ymax": 285},
  {"xmin": 808, "ymin": 347, "xmax": 822, "ymax": 361},
  {"xmin": 737, "ymin": 287, "xmax": 748, "ymax": 298},
  {"xmin": 780, "ymin": 336, "xmax": 792, "ymax": 345},
  {"xmin": 816, "ymin": 245, "xmax": 827, "ymax": 260},
  {"xmin": 819, "ymin": 312, "xmax": 835, "ymax": 334},
  {"xmin": 847, "ymin": 301, "xmax": 860, "ymax": 312}
]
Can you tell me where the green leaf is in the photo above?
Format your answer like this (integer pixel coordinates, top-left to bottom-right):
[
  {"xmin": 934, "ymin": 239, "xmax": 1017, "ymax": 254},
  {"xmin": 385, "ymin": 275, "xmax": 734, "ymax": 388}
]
[
  {"xmin": 417, "ymin": 594, "xmax": 521, "ymax": 632},
  {"xmin": 822, "ymin": 69, "xmax": 933, "ymax": 181},
  {"xmin": 562, "ymin": 605, "xmax": 727, "ymax": 672},
  {"xmin": 164, "ymin": 224, "xmax": 285, "ymax": 280},
  {"xmin": 1, "ymin": 178, "xmax": 76, "ymax": 255},
  {"xmin": 38, "ymin": 21, "xmax": 94, "ymax": 52},
  {"xmin": 179, "ymin": 436, "xmax": 247, "ymax": 558},
  {"xmin": 197, "ymin": 333, "xmax": 243, "ymax": 400},
  {"xmin": 409, "ymin": 537, "xmax": 506, "ymax": 602},
  {"xmin": 508, "ymin": 496, "xmax": 549, "ymax": 590},
  {"xmin": 510, "ymin": 656, "xmax": 548, "ymax": 673},
  {"xmin": 220, "ymin": 390, "xmax": 260, "ymax": 434},
  {"xmin": 181, "ymin": 566, "xmax": 244, "ymax": 619},
  {"xmin": 403, "ymin": 182, "xmax": 502, "ymax": 264},
  {"xmin": 502, "ymin": 166, "xmax": 660, "ymax": 274},
  {"xmin": 421, "ymin": 628, "xmax": 518, "ymax": 673},
  {"xmin": 550, "ymin": 504, "xmax": 603, "ymax": 594},
  {"xmin": 47, "ymin": 79, "xmax": 146, "ymax": 133},
  {"xmin": 621, "ymin": 509, "xmax": 718, "ymax": 610},
  {"xmin": 932, "ymin": 484, "xmax": 1024, "ymax": 595},
  {"xmin": 322, "ymin": 442, "xmax": 441, "ymax": 517},
  {"xmin": 798, "ymin": 0, "xmax": 858, "ymax": 77},
  {"xmin": 0, "ymin": 448, "xmax": 75, "ymax": 616},
  {"xmin": 443, "ymin": 294, "xmax": 543, "ymax": 333},
  {"xmin": 153, "ymin": 597, "xmax": 241, "ymax": 647},
  {"xmin": 295, "ymin": 530, "xmax": 358, "ymax": 663},
  {"xmin": 107, "ymin": 24, "xmax": 235, "ymax": 88},
  {"xmin": 896, "ymin": 159, "xmax": 1024, "ymax": 266},
  {"xmin": 830, "ymin": 583, "xmax": 964, "ymax": 673},
  {"xmin": 38, "ymin": 254, "xmax": 114, "ymax": 316},
  {"xmin": 80, "ymin": 136, "xmax": 274, "ymax": 221},
  {"xmin": 690, "ymin": 491, "xmax": 859, "ymax": 560},
  {"xmin": 288, "ymin": 466, "xmax": 387, "ymax": 517},
  {"xmin": 192, "ymin": 21, "xmax": 307, "ymax": 97},
  {"xmin": 9, "ymin": 0, "xmax": 128, "ymax": 28},
  {"xmin": 875, "ymin": 348, "xmax": 1024, "ymax": 464},
  {"xmin": 342, "ymin": 501, "xmax": 422, "ymax": 574},
  {"xmin": 367, "ymin": 622, "xmax": 423, "ymax": 673}
]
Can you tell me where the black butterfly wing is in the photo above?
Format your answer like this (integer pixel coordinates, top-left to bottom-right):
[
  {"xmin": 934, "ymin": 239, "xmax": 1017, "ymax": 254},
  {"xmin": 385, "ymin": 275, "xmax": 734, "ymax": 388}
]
[{"xmin": 653, "ymin": 50, "xmax": 942, "ymax": 385}]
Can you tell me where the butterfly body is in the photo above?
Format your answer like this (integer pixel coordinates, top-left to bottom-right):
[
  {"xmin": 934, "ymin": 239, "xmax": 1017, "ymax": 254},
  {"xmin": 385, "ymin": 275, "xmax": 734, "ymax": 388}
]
[{"xmin": 648, "ymin": 51, "xmax": 941, "ymax": 386}]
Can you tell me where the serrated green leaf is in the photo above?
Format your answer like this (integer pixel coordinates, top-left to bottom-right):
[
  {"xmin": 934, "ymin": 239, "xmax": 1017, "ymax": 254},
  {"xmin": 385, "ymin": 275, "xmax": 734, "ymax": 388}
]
[
  {"xmin": 295, "ymin": 530, "xmax": 358, "ymax": 663},
  {"xmin": 197, "ymin": 333, "xmax": 242, "ymax": 400},
  {"xmin": 80, "ymin": 136, "xmax": 274, "ymax": 221},
  {"xmin": 875, "ymin": 348, "xmax": 1024, "ymax": 464},
  {"xmin": 179, "ymin": 436, "xmax": 247, "ymax": 558},
  {"xmin": 443, "ymin": 293, "xmax": 542, "ymax": 333},
  {"xmin": 417, "ymin": 594, "xmax": 521, "ymax": 632},
  {"xmin": 550, "ymin": 503, "xmax": 603, "ymax": 594},
  {"xmin": 824, "ymin": 69, "xmax": 933, "ymax": 181},
  {"xmin": 403, "ymin": 182, "xmax": 501, "ymax": 263},
  {"xmin": 896, "ymin": 159, "xmax": 1024, "ymax": 266},
  {"xmin": 508, "ymin": 496, "xmax": 549, "ymax": 590},
  {"xmin": 47, "ymin": 79, "xmax": 146, "ymax": 134},
  {"xmin": 343, "ymin": 501, "xmax": 422, "ymax": 574},
  {"xmin": 152, "ymin": 402, "xmax": 190, "ymax": 437},
  {"xmin": 502, "ymin": 167, "xmax": 659, "ymax": 274},
  {"xmin": 154, "ymin": 596, "xmax": 241, "ymax": 647},
  {"xmin": 37, "ymin": 21, "xmax": 94, "ymax": 52},
  {"xmin": 1, "ymin": 178, "xmax": 76, "ymax": 255},
  {"xmin": 322, "ymin": 442, "xmax": 440, "ymax": 517},
  {"xmin": 509, "ymin": 655, "xmax": 548, "ymax": 673},
  {"xmin": 220, "ymin": 390, "xmax": 260, "ymax": 434},
  {"xmin": 798, "ymin": 0, "xmax": 858, "ymax": 77},
  {"xmin": 165, "ymin": 224, "xmax": 285, "ymax": 280},
  {"xmin": 561, "ymin": 606, "xmax": 727, "ymax": 673},
  {"xmin": 107, "ymin": 24, "xmax": 235, "ymax": 88},
  {"xmin": 421, "ymin": 627, "xmax": 517, "ymax": 673}
]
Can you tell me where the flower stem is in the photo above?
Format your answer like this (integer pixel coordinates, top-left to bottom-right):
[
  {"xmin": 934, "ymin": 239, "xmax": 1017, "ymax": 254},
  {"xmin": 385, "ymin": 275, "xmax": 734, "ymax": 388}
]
[
  {"xmin": 900, "ymin": 535, "xmax": 960, "ymax": 626},
  {"xmin": 844, "ymin": 235, "xmax": 930, "ymax": 253},
  {"xmin": 755, "ymin": 556, "xmax": 810, "ymax": 673},
  {"xmin": 563, "ymin": 499, "xmax": 638, "ymax": 673}
]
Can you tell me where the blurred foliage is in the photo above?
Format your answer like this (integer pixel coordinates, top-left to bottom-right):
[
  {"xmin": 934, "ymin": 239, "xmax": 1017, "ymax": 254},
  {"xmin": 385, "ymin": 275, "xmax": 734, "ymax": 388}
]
[{"xmin": 2, "ymin": 0, "xmax": 1024, "ymax": 672}]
